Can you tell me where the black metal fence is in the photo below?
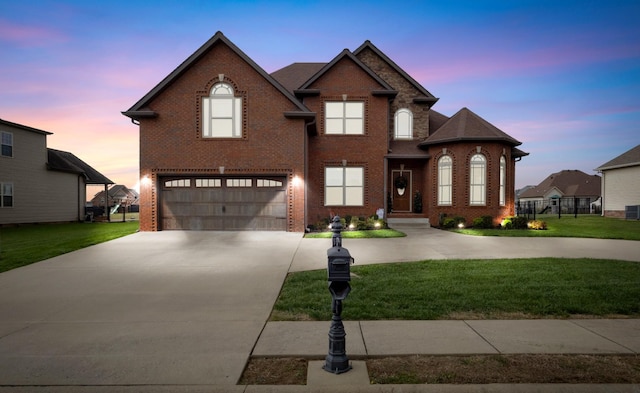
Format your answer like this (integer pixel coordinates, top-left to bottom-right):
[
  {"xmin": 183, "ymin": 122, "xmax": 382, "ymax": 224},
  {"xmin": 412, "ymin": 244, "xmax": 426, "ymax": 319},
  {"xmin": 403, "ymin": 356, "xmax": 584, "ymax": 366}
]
[{"xmin": 516, "ymin": 197, "xmax": 601, "ymax": 220}]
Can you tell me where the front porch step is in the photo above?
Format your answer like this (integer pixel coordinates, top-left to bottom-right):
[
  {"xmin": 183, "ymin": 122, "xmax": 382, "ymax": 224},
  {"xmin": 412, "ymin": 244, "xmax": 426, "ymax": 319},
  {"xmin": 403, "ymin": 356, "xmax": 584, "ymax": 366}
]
[{"xmin": 387, "ymin": 217, "xmax": 430, "ymax": 228}]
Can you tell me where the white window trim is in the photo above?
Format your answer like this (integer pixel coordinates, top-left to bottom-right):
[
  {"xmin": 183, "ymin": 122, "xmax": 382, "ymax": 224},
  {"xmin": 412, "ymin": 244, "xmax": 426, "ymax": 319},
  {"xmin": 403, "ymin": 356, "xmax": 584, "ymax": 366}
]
[
  {"xmin": 469, "ymin": 154, "xmax": 486, "ymax": 206},
  {"xmin": 394, "ymin": 108, "xmax": 413, "ymax": 139},
  {"xmin": 324, "ymin": 167, "xmax": 364, "ymax": 206},
  {"xmin": 438, "ymin": 155, "xmax": 452, "ymax": 205},
  {"xmin": 1, "ymin": 182, "xmax": 13, "ymax": 207},
  {"xmin": 1, "ymin": 131, "xmax": 13, "ymax": 158},
  {"xmin": 499, "ymin": 156, "xmax": 506, "ymax": 206},
  {"xmin": 202, "ymin": 83, "xmax": 242, "ymax": 138},
  {"xmin": 325, "ymin": 101, "xmax": 364, "ymax": 135}
]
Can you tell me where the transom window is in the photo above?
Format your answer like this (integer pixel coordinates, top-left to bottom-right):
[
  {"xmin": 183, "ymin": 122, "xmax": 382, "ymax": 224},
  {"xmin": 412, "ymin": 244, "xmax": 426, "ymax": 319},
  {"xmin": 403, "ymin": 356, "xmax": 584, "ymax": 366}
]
[
  {"xmin": 394, "ymin": 109, "xmax": 413, "ymax": 139},
  {"xmin": 226, "ymin": 178, "xmax": 252, "ymax": 187},
  {"xmin": 438, "ymin": 155, "xmax": 452, "ymax": 205},
  {"xmin": 257, "ymin": 179, "xmax": 283, "ymax": 187},
  {"xmin": 195, "ymin": 179, "xmax": 221, "ymax": 188},
  {"xmin": 165, "ymin": 179, "xmax": 191, "ymax": 188},
  {"xmin": 202, "ymin": 83, "xmax": 242, "ymax": 138},
  {"xmin": 1, "ymin": 132, "xmax": 13, "ymax": 157},
  {"xmin": 325, "ymin": 167, "xmax": 363, "ymax": 206},
  {"xmin": 470, "ymin": 154, "xmax": 486, "ymax": 205},
  {"xmin": 1, "ymin": 182, "xmax": 13, "ymax": 207},
  {"xmin": 325, "ymin": 101, "xmax": 364, "ymax": 135}
]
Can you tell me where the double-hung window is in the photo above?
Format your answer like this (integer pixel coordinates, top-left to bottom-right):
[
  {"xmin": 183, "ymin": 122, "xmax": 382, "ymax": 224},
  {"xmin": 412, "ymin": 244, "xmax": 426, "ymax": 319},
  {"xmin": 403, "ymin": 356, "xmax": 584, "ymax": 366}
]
[
  {"xmin": 325, "ymin": 101, "xmax": 363, "ymax": 135},
  {"xmin": 1, "ymin": 132, "xmax": 13, "ymax": 157},
  {"xmin": 325, "ymin": 167, "xmax": 363, "ymax": 206},
  {"xmin": 469, "ymin": 154, "xmax": 486, "ymax": 205},
  {"xmin": 438, "ymin": 155, "xmax": 452, "ymax": 205},
  {"xmin": 202, "ymin": 83, "xmax": 242, "ymax": 138},
  {"xmin": 1, "ymin": 183, "xmax": 13, "ymax": 207}
]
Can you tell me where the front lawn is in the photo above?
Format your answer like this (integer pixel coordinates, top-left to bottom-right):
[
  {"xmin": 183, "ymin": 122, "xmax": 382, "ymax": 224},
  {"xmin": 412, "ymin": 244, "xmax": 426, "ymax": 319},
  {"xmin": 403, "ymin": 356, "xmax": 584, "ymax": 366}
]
[
  {"xmin": 304, "ymin": 228, "xmax": 405, "ymax": 239},
  {"xmin": 455, "ymin": 215, "xmax": 640, "ymax": 240},
  {"xmin": 271, "ymin": 258, "xmax": 640, "ymax": 321},
  {"xmin": 0, "ymin": 222, "xmax": 139, "ymax": 273}
]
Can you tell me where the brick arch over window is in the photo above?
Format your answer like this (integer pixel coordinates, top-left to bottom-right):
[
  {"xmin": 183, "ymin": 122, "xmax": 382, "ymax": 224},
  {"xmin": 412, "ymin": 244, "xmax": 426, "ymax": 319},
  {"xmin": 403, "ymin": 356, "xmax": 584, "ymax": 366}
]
[{"xmin": 195, "ymin": 76, "xmax": 247, "ymax": 139}]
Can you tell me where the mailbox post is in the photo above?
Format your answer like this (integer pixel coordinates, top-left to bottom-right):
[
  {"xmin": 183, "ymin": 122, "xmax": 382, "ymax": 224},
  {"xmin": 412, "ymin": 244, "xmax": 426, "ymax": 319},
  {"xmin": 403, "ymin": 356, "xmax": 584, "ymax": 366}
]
[{"xmin": 324, "ymin": 216, "xmax": 354, "ymax": 374}]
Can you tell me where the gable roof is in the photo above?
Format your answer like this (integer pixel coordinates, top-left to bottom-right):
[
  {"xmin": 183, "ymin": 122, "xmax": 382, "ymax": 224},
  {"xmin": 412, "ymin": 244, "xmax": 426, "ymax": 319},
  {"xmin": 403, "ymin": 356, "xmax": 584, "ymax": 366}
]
[
  {"xmin": 595, "ymin": 144, "xmax": 640, "ymax": 171},
  {"xmin": 420, "ymin": 107, "xmax": 522, "ymax": 147},
  {"xmin": 123, "ymin": 31, "xmax": 311, "ymax": 119},
  {"xmin": 0, "ymin": 118, "xmax": 52, "ymax": 136},
  {"xmin": 297, "ymin": 49, "xmax": 397, "ymax": 96},
  {"xmin": 519, "ymin": 169, "xmax": 600, "ymax": 199},
  {"xmin": 47, "ymin": 148, "xmax": 114, "ymax": 185},
  {"xmin": 353, "ymin": 40, "xmax": 438, "ymax": 107}
]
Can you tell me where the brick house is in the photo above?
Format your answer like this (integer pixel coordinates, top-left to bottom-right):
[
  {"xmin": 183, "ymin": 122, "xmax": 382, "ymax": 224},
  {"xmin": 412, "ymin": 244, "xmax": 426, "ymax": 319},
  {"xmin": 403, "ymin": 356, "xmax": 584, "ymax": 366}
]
[{"xmin": 124, "ymin": 32, "xmax": 527, "ymax": 231}]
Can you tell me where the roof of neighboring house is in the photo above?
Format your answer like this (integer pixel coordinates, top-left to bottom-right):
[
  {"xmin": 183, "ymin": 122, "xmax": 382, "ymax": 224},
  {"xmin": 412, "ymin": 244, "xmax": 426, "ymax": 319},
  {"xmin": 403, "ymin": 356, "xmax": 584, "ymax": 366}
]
[
  {"xmin": 595, "ymin": 144, "xmax": 640, "ymax": 171},
  {"xmin": 420, "ymin": 107, "xmax": 522, "ymax": 147},
  {"xmin": 519, "ymin": 170, "xmax": 601, "ymax": 199},
  {"xmin": 0, "ymin": 118, "xmax": 52, "ymax": 135},
  {"xmin": 123, "ymin": 31, "xmax": 312, "ymax": 120},
  {"xmin": 47, "ymin": 149, "xmax": 114, "ymax": 185}
]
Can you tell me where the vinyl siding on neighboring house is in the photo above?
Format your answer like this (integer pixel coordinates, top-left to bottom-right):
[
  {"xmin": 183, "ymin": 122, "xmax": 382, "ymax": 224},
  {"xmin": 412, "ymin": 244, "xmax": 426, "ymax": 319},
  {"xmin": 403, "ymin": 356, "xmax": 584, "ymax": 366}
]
[{"xmin": 602, "ymin": 166, "xmax": 640, "ymax": 213}]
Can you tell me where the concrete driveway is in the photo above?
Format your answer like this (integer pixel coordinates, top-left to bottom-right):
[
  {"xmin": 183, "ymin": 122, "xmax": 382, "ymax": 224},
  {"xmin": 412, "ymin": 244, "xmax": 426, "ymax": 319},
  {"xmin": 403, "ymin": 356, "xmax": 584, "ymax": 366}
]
[
  {"xmin": 0, "ymin": 231, "xmax": 303, "ymax": 389},
  {"xmin": 0, "ymin": 227, "xmax": 638, "ymax": 391}
]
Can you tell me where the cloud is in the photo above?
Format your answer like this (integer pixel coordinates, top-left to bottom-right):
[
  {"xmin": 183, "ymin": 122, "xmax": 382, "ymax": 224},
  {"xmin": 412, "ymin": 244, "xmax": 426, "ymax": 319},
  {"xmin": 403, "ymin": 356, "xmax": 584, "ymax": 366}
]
[{"xmin": 0, "ymin": 18, "xmax": 67, "ymax": 47}]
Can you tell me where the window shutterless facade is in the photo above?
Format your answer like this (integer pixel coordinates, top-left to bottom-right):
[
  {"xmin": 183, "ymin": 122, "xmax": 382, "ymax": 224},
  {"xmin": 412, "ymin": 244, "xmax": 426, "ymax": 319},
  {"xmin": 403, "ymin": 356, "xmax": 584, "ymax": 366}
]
[
  {"xmin": 394, "ymin": 108, "xmax": 413, "ymax": 139},
  {"xmin": 325, "ymin": 101, "xmax": 364, "ymax": 135},
  {"xmin": 438, "ymin": 155, "xmax": 452, "ymax": 205},
  {"xmin": 1, "ymin": 182, "xmax": 13, "ymax": 207},
  {"xmin": 325, "ymin": 167, "xmax": 363, "ymax": 206},
  {"xmin": 202, "ymin": 83, "xmax": 242, "ymax": 138},
  {"xmin": 469, "ymin": 154, "xmax": 486, "ymax": 205},
  {"xmin": 1, "ymin": 132, "xmax": 13, "ymax": 157}
]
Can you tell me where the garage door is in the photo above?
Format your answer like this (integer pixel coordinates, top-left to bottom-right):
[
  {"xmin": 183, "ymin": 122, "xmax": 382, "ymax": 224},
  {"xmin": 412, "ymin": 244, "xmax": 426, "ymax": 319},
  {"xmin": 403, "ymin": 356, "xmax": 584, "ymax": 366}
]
[{"xmin": 160, "ymin": 177, "xmax": 287, "ymax": 230}]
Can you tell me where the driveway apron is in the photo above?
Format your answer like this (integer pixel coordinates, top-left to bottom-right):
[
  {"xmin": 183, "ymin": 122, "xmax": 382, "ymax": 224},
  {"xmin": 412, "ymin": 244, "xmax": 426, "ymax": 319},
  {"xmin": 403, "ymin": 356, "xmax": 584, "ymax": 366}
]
[{"xmin": 0, "ymin": 231, "xmax": 303, "ymax": 387}]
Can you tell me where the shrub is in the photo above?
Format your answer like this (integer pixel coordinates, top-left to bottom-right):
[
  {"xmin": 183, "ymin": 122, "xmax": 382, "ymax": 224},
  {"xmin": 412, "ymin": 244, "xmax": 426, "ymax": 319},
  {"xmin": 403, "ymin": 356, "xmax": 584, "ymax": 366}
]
[
  {"xmin": 527, "ymin": 220, "xmax": 548, "ymax": 230},
  {"xmin": 413, "ymin": 191, "xmax": 423, "ymax": 213},
  {"xmin": 366, "ymin": 215, "xmax": 387, "ymax": 230},
  {"xmin": 443, "ymin": 216, "xmax": 466, "ymax": 229},
  {"xmin": 501, "ymin": 216, "xmax": 528, "ymax": 229},
  {"xmin": 473, "ymin": 215, "xmax": 494, "ymax": 229}
]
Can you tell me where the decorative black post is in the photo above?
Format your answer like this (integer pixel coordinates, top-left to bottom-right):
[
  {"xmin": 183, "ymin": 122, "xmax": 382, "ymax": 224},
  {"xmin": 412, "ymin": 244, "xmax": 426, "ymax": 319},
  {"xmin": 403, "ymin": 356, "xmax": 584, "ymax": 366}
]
[{"xmin": 324, "ymin": 216, "xmax": 353, "ymax": 374}]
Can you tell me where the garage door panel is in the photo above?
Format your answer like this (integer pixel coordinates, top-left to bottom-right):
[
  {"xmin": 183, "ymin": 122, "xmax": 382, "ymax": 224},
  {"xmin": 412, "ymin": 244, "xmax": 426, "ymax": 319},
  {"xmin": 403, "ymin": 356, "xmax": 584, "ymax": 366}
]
[{"xmin": 161, "ymin": 177, "xmax": 287, "ymax": 231}]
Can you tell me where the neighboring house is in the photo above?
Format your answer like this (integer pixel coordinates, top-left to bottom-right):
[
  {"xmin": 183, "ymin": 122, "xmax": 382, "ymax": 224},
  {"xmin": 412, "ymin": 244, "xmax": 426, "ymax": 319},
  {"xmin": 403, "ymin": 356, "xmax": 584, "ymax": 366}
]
[
  {"xmin": 595, "ymin": 144, "xmax": 640, "ymax": 219},
  {"xmin": 90, "ymin": 185, "xmax": 139, "ymax": 212},
  {"xmin": 518, "ymin": 170, "xmax": 601, "ymax": 214},
  {"xmin": 123, "ymin": 32, "xmax": 527, "ymax": 232},
  {"xmin": 0, "ymin": 118, "xmax": 113, "ymax": 225}
]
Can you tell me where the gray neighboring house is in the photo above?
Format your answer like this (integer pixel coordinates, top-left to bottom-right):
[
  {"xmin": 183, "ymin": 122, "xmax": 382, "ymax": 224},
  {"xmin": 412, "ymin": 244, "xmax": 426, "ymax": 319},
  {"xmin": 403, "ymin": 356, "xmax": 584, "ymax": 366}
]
[
  {"xmin": 0, "ymin": 118, "xmax": 113, "ymax": 225},
  {"xmin": 518, "ymin": 169, "xmax": 601, "ymax": 214},
  {"xmin": 595, "ymin": 144, "xmax": 640, "ymax": 219}
]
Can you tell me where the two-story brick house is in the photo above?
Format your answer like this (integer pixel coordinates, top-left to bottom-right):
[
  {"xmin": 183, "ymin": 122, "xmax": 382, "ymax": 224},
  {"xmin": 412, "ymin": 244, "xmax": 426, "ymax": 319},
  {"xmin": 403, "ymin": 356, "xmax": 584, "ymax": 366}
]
[{"xmin": 124, "ymin": 32, "xmax": 527, "ymax": 232}]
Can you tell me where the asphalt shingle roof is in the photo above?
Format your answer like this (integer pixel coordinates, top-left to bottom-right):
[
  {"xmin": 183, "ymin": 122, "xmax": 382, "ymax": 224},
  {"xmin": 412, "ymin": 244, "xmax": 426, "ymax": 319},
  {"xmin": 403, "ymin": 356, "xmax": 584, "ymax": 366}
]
[
  {"xmin": 596, "ymin": 144, "xmax": 640, "ymax": 171},
  {"xmin": 47, "ymin": 149, "xmax": 114, "ymax": 185},
  {"xmin": 518, "ymin": 169, "xmax": 600, "ymax": 198}
]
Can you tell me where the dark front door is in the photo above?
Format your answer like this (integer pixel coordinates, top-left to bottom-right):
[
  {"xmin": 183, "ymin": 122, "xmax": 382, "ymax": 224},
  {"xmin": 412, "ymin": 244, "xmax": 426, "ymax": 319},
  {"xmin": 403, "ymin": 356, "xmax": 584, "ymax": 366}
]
[{"xmin": 391, "ymin": 170, "xmax": 411, "ymax": 212}]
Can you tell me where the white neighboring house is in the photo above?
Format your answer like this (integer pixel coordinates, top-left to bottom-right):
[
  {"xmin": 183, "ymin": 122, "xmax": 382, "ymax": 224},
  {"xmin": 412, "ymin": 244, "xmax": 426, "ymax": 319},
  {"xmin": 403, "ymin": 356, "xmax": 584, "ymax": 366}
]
[
  {"xmin": 595, "ymin": 144, "xmax": 640, "ymax": 219},
  {"xmin": 0, "ymin": 118, "xmax": 113, "ymax": 225}
]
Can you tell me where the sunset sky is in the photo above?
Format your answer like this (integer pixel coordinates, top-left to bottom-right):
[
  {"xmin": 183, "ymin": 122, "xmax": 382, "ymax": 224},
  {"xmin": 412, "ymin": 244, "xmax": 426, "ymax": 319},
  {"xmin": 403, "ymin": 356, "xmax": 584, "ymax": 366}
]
[{"xmin": 1, "ymin": 0, "xmax": 639, "ymax": 193}]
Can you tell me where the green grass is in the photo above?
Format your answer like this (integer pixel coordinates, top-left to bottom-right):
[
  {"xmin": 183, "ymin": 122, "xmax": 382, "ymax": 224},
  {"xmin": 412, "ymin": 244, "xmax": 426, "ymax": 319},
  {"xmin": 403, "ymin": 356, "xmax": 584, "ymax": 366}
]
[
  {"xmin": 305, "ymin": 229, "xmax": 406, "ymax": 239},
  {"xmin": 271, "ymin": 258, "xmax": 640, "ymax": 321},
  {"xmin": 0, "ymin": 222, "xmax": 139, "ymax": 273},
  {"xmin": 455, "ymin": 215, "xmax": 640, "ymax": 240}
]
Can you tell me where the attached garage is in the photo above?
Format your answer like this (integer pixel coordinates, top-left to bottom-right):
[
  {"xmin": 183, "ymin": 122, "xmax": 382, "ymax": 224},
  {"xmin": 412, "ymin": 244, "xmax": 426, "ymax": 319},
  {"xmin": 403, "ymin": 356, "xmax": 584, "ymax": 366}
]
[{"xmin": 160, "ymin": 176, "xmax": 287, "ymax": 230}]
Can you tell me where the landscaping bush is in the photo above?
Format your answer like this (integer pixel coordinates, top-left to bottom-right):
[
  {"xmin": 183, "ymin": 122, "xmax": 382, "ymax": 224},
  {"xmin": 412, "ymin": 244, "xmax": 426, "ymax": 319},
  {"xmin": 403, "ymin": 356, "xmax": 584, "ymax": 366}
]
[
  {"xmin": 443, "ymin": 216, "xmax": 466, "ymax": 229},
  {"xmin": 472, "ymin": 215, "xmax": 494, "ymax": 229},
  {"xmin": 527, "ymin": 220, "xmax": 548, "ymax": 230},
  {"xmin": 501, "ymin": 216, "xmax": 528, "ymax": 229}
]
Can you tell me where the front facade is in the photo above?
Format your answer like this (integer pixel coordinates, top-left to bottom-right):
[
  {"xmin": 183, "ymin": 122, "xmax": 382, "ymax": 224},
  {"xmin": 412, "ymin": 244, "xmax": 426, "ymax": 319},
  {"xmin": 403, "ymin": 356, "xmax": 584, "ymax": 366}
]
[
  {"xmin": 596, "ymin": 145, "xmax": 640, "ymax": 218},
  {"xmin": 125, "ymin": 32, "xmax": 526, "ymax": 232},
  {"xmin": 0, "ymin": 118, "xmax": 113, "ymax": 225}
]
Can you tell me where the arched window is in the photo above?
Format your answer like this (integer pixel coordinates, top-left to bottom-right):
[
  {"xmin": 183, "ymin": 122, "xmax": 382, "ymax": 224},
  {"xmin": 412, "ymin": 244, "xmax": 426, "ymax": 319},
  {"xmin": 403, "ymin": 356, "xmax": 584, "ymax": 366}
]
[
  {"xmin": 394, "ymin": 108, "xmax": 413, "ymax": 139},
  {"xmin": 499, "ymin": 156, "xmax": 506, "ymax": 206},
  {"xmin": 202, "ymin": 82, "xmax": 242, "ymax": 138},
  {"xmin": 438, "ymin": 155, "xmax": 452, "ymax": 205},
  {"xmin": 469, "ymin": 154, "xmax": 486, "ymax": 205}
]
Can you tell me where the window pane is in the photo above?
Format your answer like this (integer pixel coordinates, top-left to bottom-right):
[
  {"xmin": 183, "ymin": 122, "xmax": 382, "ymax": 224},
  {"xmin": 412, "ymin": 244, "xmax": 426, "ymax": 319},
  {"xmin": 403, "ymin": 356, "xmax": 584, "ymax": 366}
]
[
  {"xmin": 344, "ymin": 102, "xmax": 363, "ymax": 118},
  {"xmin": 325, "ymin": 102, "xmax": 343, "ymax": 118},
  {"xmin": 325, "ymin": 187, "xmax": 343, "ymax": 205},
  {"xmin": 212, "ymin": 99, "xmax": 233, "ymax": 117},
  {"xmin": 325, "ymin": 168, "xmax": 343, "ymax": 186},
  {"xmin": 1, "ymin": 145, "xmax": 11, "ymax": 157},
  {"xmin": 234, "ymin": 98, "xmax": 242, "ymax": 137},
  {"xmin": 345, "ymin": 187, "xmax": 363, "ymax": 205},
  {"xmin": 211, "ymin": 119, "xmax": 233, "ymax": 137},
  {"xmin": 1, "ymin": 132, "xmax": 12, "ymax": 145},
  {"xmin": 326, "ymin": 119, "xmax": 343, "ymax": 134},
  {"xmin": 345, "ymin": 168, "xmax": 363, "ymax": 186},
  {"xmin": 345, "ymin": 118, "xmax": 363, "ymax": 134},
  {"xmin": 212, "ymin": 83, "xmax": 233, "ymax": 95}
]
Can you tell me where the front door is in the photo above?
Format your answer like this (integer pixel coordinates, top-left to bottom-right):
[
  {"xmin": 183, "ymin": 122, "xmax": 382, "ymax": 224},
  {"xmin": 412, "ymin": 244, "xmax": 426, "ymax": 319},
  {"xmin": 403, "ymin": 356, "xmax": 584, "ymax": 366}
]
[{"xmin": 391, "ymin": 170, "xmax": 411, "ymax": 212}]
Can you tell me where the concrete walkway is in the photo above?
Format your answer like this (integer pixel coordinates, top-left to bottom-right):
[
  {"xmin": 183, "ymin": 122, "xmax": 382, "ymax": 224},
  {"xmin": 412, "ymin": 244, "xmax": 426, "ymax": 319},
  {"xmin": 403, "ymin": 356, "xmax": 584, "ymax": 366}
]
[{"xmin": 0, "ymin": 226, "xmax": 638, "ymax": 392}]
